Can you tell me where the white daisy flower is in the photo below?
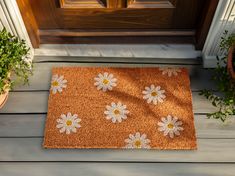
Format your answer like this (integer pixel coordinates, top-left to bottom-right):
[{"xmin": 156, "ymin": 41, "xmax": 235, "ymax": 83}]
[
  {"xmin": 159, "ymin": 67, "xmax": 181, "ymax": 77},
  {"xmin": 142, "ymin": 84, "xmax": 166, "ymax": 105},
  {"xmin": 56, "ymin": 112, "xmax": 81, "ymax": 135},
  {"xmin": 50, "ymin": 74, "xmax": 67, "ymax": 94},
  {"xmin": 94, "ymin": 72, "xmax": 117, "ymax": 92},
  {"xmin": 104, "ymin": 102, "xmax": 129, "ymax": 123},
  {"xmin": 158, "ymin": 115, "xmax": 184, "ymax": 138},
  {"xmin": 124, "ymin": 132, "xmax": 151, "ymax": 149}
]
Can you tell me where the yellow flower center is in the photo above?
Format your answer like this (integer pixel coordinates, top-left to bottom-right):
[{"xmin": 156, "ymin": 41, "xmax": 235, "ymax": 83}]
[
  {"xmin": 151, "ymin": 91, "xmax": 158, "ymax": 97},
  {"xmin": 134, "ymin": 140, "xmax": 141, "ymax": 148},
  {"xmin": 113, "ymin": 109, "xmax": 120, "ymax": 115},
  {"xmin": 66, "ymin": 120, "xmax": 72, "ymax": 126},
  {"xmin": 167, "ymin": 123, "xmax": 174, "ymax": 129},
  {"xmin": 52, "ymin": 81, "xmax": 59, "ymax": 87},
  {"xmin": 102, "ymin": 79, "xmax": 109, "ymax": 85}
]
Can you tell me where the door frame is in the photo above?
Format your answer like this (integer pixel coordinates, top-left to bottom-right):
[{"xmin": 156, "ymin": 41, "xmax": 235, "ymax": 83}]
[{"xmin": 15, "ymin": 0, "xmax": 219, "ymax": 49}]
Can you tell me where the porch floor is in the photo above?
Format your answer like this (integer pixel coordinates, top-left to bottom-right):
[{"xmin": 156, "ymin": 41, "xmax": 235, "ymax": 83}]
[{"xmin": 0, "ymin": 56, "xmax": 234, "ymax": 176}]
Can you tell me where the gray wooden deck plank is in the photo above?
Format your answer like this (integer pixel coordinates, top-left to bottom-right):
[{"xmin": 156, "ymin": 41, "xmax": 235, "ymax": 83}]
[
  {"xmin": 0, "ymin": 114, "xmax": 234, "ymax": 138},
  {"xmin": 0, "ymin": 138, "xmax": 234, "ymax": 162},
  {"xmin": 14, "ymin": 62, "xmax": 214, "ymax": 91},
  {"xmin": 1, "ymin": 60, "xmax": 233, "ymax": 173},
  {"xmin": 0, "ymin": 163, "xmax": 234, "ymax": 176},
  {"xmin": 0, "ymin": 92, "xmax": 217, "ymax": 114}
]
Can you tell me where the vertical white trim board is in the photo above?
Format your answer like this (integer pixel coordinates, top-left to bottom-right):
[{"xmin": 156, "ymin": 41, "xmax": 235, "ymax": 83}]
[{"xmin": 203, "ymin": 0, "xmax": 235, "ymax": 68}]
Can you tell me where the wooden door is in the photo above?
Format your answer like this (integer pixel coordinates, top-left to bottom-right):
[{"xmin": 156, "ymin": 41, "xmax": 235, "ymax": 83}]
[{"xmin": 17, "ymin": 0, "xmax": 219, "ymax": 49}]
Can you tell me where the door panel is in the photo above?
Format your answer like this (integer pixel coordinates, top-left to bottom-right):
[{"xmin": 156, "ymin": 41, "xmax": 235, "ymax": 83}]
[
  {"xmin": 59, "ymin": 0, "xmax": 107, "ymax": 8},
  {"xmin": 16, "ymin": 0, "xmax": 219, "ymax": 49},
  {"xmin": 107, "ymin": 0, "xmax": 126, "ymax": 8},
  {"xmin": 29, "ymin": 0, "xmax": 197, "ymax": 29},
  {"xmin": 127, "ymin": 0, "xmax": 176, "ymax": 8}
]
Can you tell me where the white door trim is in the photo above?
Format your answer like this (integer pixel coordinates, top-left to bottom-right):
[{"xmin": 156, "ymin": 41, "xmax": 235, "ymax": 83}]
[{"xmin": 203, "ymin": 0, "xmax": 235, "ymax": 68}]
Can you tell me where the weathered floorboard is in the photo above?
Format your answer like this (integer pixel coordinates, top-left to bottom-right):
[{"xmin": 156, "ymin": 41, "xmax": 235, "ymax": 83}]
[
  {"xmin": 0, "ymin": 114, "xmax": 234, "ymax": 138},
  {"xmin": 0, "ymin": 163, "xmax": 234, "ymax": 176},
  {"xmin": 14, "ymin": 62, "xmax": 214, "ymax": 91},
  {"xmin": 0, "ymin": 59, "xmax": 233, "ymax": 175},
  {"xmin": 0, "ymin": 91, "xmax": 216, "ymax": 114},
  {"xmin": 0, "ymin": 138, "xmax": 234, "ymax": 162}
]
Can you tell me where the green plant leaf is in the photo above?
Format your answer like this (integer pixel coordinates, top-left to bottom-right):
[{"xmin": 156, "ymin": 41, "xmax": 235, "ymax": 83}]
[
  {"xmin": 199, "ymin": 31, "xmax": 235, "ymax": 122},
  {"xmin": 0, "ymin": 27, "xmax": 33, "ymax": 94}
]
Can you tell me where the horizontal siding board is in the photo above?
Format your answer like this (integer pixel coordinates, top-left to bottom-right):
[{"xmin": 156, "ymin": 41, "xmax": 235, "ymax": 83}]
[
  {"xmin": 0, "ymin": 138, "xmax": 234, "ymax": 162},
  {"xmin": 0, "ymin": 163, "xmax": 235, "ymax": 176},
  {"xmin": 0, "ymin": 114, "xmax": 234, "ymax": 138}
]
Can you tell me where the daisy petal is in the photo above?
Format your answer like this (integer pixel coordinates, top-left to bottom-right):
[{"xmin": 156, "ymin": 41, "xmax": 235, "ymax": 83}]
[
  {"xmin": 104, "ymin": 102, "xmax": 129, "ymax": 123},
  {"xmin": 158, "ymin": 115, "xmax": 184, "ymax": 138}
]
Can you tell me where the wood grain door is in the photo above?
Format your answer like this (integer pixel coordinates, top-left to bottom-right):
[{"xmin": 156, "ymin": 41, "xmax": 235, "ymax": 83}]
[{"xmin": 17, "ymin": 0, "xmax": 219, "ymax": 49}]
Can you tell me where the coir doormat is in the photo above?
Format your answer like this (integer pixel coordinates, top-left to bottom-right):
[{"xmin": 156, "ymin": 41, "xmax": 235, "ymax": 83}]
[{"xmin": 43, "ymin": 67, "xmax": 197, "ymax": 149}]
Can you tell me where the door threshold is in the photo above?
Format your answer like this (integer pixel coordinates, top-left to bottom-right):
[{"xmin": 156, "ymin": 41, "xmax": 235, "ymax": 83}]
[{"xmin": 34, "ymin": 44, "xmax": 202, "ymax": 60}]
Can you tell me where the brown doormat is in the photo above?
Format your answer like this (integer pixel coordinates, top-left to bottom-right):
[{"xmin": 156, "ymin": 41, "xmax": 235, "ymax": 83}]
[{"xmin": 43, "ymin": 67, "xmax": 197, "ymax": 149}]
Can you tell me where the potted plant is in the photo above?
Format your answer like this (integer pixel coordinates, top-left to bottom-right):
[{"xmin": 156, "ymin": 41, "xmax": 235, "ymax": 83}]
[
  {"xmin": 0, "ymin": 28, "xmax": 33, "ymax": 108},
  {"xmin": 200, "ymin": 31, "xmax": 235, "ymax": 122}
]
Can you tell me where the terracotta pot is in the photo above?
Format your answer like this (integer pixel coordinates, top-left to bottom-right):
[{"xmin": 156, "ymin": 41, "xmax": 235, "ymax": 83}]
[
  {"xmin": 227, "ymin": 45, "xmax": 235, "ymax": 80},
  {"xmin": 0, "ymin": 91, "xmax": 9, "ymax": 109},
  {"xmin": 0, "ymin": 72, "xmax": 11, "ymax": 109}
]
